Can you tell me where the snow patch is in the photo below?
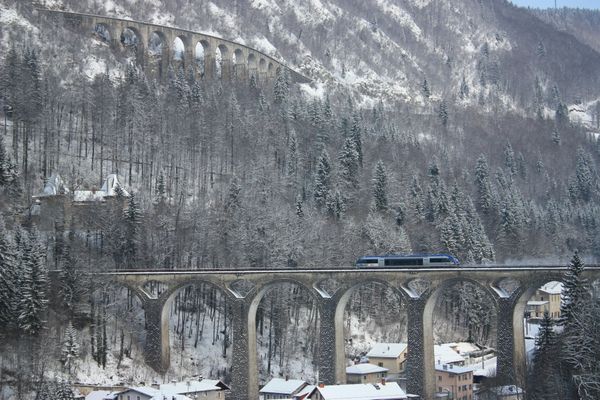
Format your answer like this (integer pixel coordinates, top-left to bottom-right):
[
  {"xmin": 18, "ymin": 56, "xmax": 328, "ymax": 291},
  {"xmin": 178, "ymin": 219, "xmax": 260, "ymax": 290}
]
[{"xmin": 0, "ymin": 6, "xmax": 39, "ymax": 33}]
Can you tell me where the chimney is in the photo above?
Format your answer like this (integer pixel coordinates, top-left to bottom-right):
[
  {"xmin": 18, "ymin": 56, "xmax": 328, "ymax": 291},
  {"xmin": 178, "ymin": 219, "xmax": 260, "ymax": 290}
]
[
  {"xmin": 285, "ymin": 376, "xmax": 289, "ymax": 381},
  {"xmin": 381, "ymin": 379, "xmax": 386, "ymax": 385},
  {"xmin": 319, "ymin": 383, "xmax": 325, "ymax": 388}
]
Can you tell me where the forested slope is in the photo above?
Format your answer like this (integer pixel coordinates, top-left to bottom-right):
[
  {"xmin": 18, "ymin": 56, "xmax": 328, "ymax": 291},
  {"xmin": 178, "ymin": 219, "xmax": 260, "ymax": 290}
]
[{"xmin": 1, "ymin": 0, "xmax": 600, "ymax": 397}]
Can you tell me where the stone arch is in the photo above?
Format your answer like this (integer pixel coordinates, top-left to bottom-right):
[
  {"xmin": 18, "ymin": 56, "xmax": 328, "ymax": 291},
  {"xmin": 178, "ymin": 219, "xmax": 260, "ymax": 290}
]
[
  {"xmin": 216, "ymin": 44, "xmax": 230, "ymax": 79},
  {"xmin": 233, "ymin": 48, "xmax": 244, "ymax": 79},
  {"xmin": 248, "ymin": 278, "xmax": 322, "ymax": 386},
  {"xmin": 259, "ymin": 58, "xmax": 267, "ymax": 72},
  {"xmin": 93, "ymin": 22, "xmax": 113, "ymax": 44},
  {"xmin": 248, "ymin": 53, "xmax": 258, "ymax": 81},
  {"xmin": 172, "ymin": 36, "xmax": 185, "ymax": 61},
  {"xmin": 120, "ymin": 26, "xmax": 143, "ymax": 48},
  {"xmin": 153, "ymin": 279, "xmax": 235, "ymax": 375},
  {"xmin": 195, "ymin": 40, "xmax": 210, "ymax": 76},
  {"xmin": 268, "ymin": 61, "xmax": 275, "ymax": 77},
  {"xmin": 148, "ymin": 30, "xmax": 168, "ymax": 56},
  {"xmin": 333, "ymin": 279, "xmax": 407, "ymax": 384},
  {"xmin": 420, "ymin": 277, "xmax": 499, "ymax": 399}
]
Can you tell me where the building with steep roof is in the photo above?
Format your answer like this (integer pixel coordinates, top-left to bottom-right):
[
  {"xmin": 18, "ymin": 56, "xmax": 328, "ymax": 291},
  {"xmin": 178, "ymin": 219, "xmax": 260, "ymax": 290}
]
[
  {"xmin": 346, "ymin": 363, "xmax": 389, "ymax": 384},
  {"xmin": 366, "ymin": 343, "xmax": 408, "ymax": 374}
]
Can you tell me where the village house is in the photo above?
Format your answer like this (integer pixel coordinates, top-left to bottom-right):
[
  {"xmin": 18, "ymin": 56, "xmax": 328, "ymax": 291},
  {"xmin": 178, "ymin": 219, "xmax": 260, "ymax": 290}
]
[
  {"xmin": 365, "ymin": 343, "xmax": 408, "ymax": 374},
  {"xmin": 526, "ymin": 282, "xmax": 562, "ymax": 319},
  {"xmin": 115, "ymin": 387, "xmax": 159, "ymax": 400},
  {"xmin": 84, "ymin": 391, "xmax": 119, "ymax": 400},
  {"xmin": 434, "ymin": 344, "xmax": 466, "ymax": 366},
  {"xmin": 346, "ymin": 363, "xmax": 389, "ymax": 384},
  {"xmin": 307, "ymin": 382, "xmax": 408, "ymax": 400},
  {"xmin": 158, "ymin": 379, "xmax": 229, "ymax": 399},
  {"xmin": 259, "ymin": 378, "xmax": 308, "ymax": 400},
  {"xmin": 435, "ymin": 363, "xmax": 474, "ymax": 400}
]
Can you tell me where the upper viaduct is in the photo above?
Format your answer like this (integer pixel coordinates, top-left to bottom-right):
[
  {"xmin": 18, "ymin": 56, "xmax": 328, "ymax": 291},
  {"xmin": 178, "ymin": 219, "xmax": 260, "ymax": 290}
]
[
  {"xmin": 36, "ymin": 9, "xmax": 309, "ymax": 84},
  {"xmin": 95, "ymin": 265, "xmax": 600, "ymax": 400}
]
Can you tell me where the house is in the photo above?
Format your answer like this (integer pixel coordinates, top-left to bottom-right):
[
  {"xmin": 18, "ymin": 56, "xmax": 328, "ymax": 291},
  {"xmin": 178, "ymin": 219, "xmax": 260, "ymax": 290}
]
[
  {"xmin": 477, "ymin": 385, "xmax": 525, "ymax": 400},
  {"xmin": 346, "ymin": 363, "xmax": 389, "ymax": 384},
  {"xmin": 115, "ymin": 387, "xmax": 159, "ymax": 400},
  {"xmin": 434, "ymin": 344, "xmax": 466, "ymax": 366},
  {"xmin": 435, "ymin": 363, "xmax": 474, "ymax": 400},
  {"xmin": 528, "ymin": 282, "xmax": 562, "ymax": 319},
  {"xmin": 307, "ymin": 382, "xmax": 407, "ymax": 400},
  {"xmin": 366, "ymin": 343, "xmax": 408, "ymax": 374},
  {"xmin": 259, "ymin": 378, "xmax": 308, "ymax": 400},
  {"xmin": 159, "ymin": 380, "xmax": 229, "ymax": 399},
  {"xmin": 85, "ymin": 391, "xmax": 119, "ymax": 400}
]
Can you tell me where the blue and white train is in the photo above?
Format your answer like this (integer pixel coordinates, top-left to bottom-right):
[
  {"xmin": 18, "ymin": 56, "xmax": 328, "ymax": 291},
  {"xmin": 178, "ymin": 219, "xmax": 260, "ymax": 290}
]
[{"xmin": 356, "ymin": 254, "xmax": 460, "ymax": 268}]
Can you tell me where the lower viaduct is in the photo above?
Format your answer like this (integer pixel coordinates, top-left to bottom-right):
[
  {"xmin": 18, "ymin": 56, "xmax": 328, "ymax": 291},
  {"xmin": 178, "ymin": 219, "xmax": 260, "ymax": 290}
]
[
  {"xmin": 98, "ymin": 265, "xmax": 600, "ymax": 400},
  {"xmin": 36, "ymin": 9, "xmax": 309, "ymax": 84}
]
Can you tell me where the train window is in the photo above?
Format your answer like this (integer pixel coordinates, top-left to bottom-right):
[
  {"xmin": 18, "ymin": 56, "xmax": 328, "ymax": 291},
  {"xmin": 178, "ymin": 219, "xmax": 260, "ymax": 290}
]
[
  {"xmin": 385, "ymin": 258, "xmax": 423, "ymax": 266},
  {"xmin": 358, "ymin": 258, "xmax": 379, "ymax": 264},
  {"xmin": 430, "ymin": 257, "xmax": 450, "ymax": 263}
]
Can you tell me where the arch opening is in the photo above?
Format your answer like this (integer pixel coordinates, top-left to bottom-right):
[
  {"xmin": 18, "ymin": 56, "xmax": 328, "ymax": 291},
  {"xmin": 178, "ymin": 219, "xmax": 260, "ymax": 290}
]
[
  {"xmin": 94, "ymin": 23, "xmax": 112, "ymax": 43},
  {"xmin": 248, "ymin": 53, "xmax": 258, "ymax": 81},
  {"xmin": 88, "ymin": 283, "xmax": 147, "ymax": 373},
  {"xmin": 337, "ymin": 281, "xmax": 407, "ymax": 385},
  {"xmin": 250, "ymin": 281, "xmax": 320, "ymax": 386},
  {"xmin": 173, "ymin": 37, "xmax": 185, "ymax": 61},
  {"xmin": 120, "ymin": 27, "xmax": 140, "ymax": 48},
  {"xmin": 195, "ymin": 41, "xmax": 209, "ymax": 76},
  {"xmin": 163, "ymin": 281, "xmax": 233, "ymax": 383},
  {"xmin": 259, "ymin": 58, "xmax": 267, "ymax": 73},
  {"xmin": 424, "ymin": 279, "xmax": 498, "ymax": 399},
  {"xmin": 148, "ymin": 31, "xmax": 167, "ymax": 57}
]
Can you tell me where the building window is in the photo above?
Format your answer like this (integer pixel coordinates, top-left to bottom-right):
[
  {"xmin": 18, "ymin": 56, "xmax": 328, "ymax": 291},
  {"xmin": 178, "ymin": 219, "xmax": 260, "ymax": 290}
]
[
  {"xmin": 438, "ymin": 376, "xmax": 442, "ymax": 381},
  {"xmin": 378, "ymin": 362, "xmax": 383, "ymax": 367}
]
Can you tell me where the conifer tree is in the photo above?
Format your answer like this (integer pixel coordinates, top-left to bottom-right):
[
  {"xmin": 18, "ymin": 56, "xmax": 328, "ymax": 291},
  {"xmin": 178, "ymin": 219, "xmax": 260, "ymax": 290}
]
[
  {"xmin": 61, "ymin": 322, "xmax": 79, "ymax": 375},
  {"xmin": 560, "ymin": 252, "xmax": 589, "ymax": 330},
  {"xmin": 350, "ymin": 113, "xmax": 363, "ymax": 167},
  {"xmin": 474, "ymin": 155, "xmax": 494, "ymax": 214},
  {"xmin": 0, "ymin": 215, "xmax": 16, "ymax": 325},
  {"xmin": 338, "ymin": 136, "xmax": 360, "ymax": 194},
  {"xmin": 314, "ymin": 150, "xmax": 332, "ymax": 209},
  {"xmin": 422, "ymin": 78, "xmax": 431, "ymax": 98},
  {"xmin": 439, "ymin": 100, "xmax": 448, "ymax": 127},
  {"xmin": 17, "ymin": 229, "xmax": 48, "ymax": 335},
  {"xmin": 372, "ymin": 161, "xmax": 388, "ymax": 212},
  {"xmin": 122, "ymin": 192, "xmax": 140, "ymax": 269}
]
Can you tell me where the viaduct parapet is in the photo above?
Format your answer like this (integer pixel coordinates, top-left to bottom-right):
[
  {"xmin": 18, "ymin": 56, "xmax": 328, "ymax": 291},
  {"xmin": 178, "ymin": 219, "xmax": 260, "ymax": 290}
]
[
  {"xmin": 37, "ymin": 9, "xmax": 310, "ymax": 84},
  {"xmin": 90, "ymin": 266, "xmax": 600, "ymax": 400}
]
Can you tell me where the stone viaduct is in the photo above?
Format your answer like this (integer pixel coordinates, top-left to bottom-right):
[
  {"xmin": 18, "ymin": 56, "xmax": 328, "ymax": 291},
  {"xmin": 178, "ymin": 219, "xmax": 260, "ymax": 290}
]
[
  {"xmin": 99, "ymin": 265, "xmax": 600, "ymax": 400},
  {"xmin": 36, "ymin": 9, "xmax": 309, "ymax": 84}
]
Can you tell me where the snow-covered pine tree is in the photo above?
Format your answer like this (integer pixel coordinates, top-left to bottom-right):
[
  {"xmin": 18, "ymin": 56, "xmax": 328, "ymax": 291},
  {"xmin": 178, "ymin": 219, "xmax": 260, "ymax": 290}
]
[
  {"xmin": 314, "ymin": 150, "xmax": 332, "ymax": 210},
  {"xmin": 326, "ymin": 190, "xmax": 346, "ymax": 220},
  {"xmin": 439, "ymin": 99, "xmax": 448, "ymax": 127},
  {"xmin": 52, "ymin": 381, "xmax": 75, "ymax": 400},
  {"xmin": 17, "ymin": 228, "xmax": 48, "ymax": 335},
  {"xmin": 122, "ymin": 192, "xmax": 141, "ymax": 269},
  {"xmin": 372, "ymin": 161, "xmax": 388, "ymax": 212},
  {"xmin": 528, "ymin": 311, "xmax": 561, "ymax": 400},
  {"xmin": 61, "ymin": 322, "xmax": 79, "ymax": 375},
  {"xmin": 350, "ymin": 113, "xmax": 363, "ymax": 167},
  {"xmin": 422, "ymin": 78, "xmax": 431, "ymax": 98},
  {"xmin": 338, "ymin": 136, "xmax": 360, "ymax": 194},
  {"xmin": 560, "ymin": 252, "xmax": 589, "ymax": 330},
  {"xmin": 0, "ymin": 215, "xmax": 17, "ymax": 325}
]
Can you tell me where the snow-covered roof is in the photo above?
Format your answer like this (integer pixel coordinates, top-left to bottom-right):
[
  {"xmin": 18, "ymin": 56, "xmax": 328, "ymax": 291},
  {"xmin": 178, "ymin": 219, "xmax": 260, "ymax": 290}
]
[
  {"xmin": 435, "ymin": 363, "xmax": 475, "ymax": 375},
  {"xmin": 159, "ymin": 379, "xmax": 227, "ymax": 394},
  {"xmin": 118, "ymin": 387, "xmax": 160, "ymax": 397},
  {"xmin": 151, "ymin": 395, "xmax": 191, "ymax": 400},
  {"xmin": 293, "ymin": 385, "xmax": 316, "ymax": 399},
  {"xmin": 527, "ymin": 300, "xmax": 549, "ymax": 306},
  {"xmin": 73, "ymin": 174, "xmax": 128, "ymax": 202},
  {"xmin": 101, "ymin": 174, "xmax": 129, "ymax": 197},
  {"xmin": 346, "ymin": 363, "xmax": 389, "ymax": 375},
  {"xmin": 85, "ymin": 391, "xmax": 118, "ymax": 400},
  {"xmin": 434, "ymin": 344, "xmax": 465, "ymax": 365},
  {"xmin": 314, "ymin": 382, "xmax": 407, "ymax": 399},
  {"xmin": 539, "ymin": 282, "xmax": 562, "ymax": 295},
  {"xmin": 473, "ymin": 357, "xmax": 497, "ymax": 378},
  {"xmin": 449, "ymin": 342, "xmax": 480, "ymax": 355},
  {"xmin": 366, "ymin": 343, "xmax": 407, "ymax": 359},
  {"xmin": 259, "ymin": 378, "xmax": 307, "ymax": 395},
  {"xmin": 39, "ymin": 172, "xmax": 69, "ymax": 196}
]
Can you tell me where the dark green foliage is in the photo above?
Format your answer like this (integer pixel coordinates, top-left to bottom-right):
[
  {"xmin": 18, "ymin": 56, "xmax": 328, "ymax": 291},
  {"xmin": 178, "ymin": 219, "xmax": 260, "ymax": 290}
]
[{"xmin": 372, "ymin": 161, "xmax": 388, "ymax": 212}]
